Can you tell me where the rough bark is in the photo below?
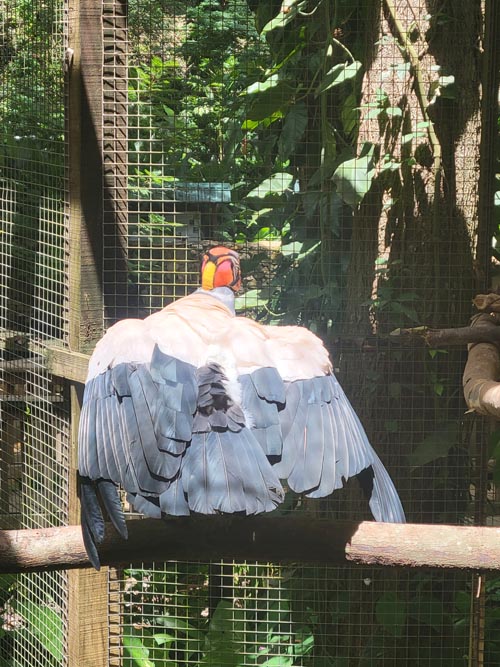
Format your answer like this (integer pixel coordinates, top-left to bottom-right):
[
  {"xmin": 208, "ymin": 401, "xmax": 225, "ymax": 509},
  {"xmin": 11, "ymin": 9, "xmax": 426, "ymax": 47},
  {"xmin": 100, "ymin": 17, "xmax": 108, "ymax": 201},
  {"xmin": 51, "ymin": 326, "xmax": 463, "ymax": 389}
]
[{"xmin": 3, "ymin": 518, "xmax": 500, "ymax": 573}]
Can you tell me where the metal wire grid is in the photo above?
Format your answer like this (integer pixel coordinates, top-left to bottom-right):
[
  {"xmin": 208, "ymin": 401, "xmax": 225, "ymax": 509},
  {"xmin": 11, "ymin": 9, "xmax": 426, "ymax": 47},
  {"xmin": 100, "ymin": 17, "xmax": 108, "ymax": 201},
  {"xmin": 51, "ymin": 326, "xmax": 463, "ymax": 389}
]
[
  {"xmin": 95, "ymin": 0, "xmax": 496, "ymax": 665},
  {"xmin": 0, "ymin": 0, "xmax": 70, "ymax": 665},
  {"xmin": 112, "ymin": 561, "xmax": 472, "ymax": 666}
]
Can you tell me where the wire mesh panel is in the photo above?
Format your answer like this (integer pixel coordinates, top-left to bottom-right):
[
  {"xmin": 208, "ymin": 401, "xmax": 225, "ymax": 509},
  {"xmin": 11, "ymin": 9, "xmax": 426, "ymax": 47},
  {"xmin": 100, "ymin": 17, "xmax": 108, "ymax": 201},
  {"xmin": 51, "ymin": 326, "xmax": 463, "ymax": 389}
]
[
  {"xmin": 94, "ymin": 0, "xmax": 500, "ymax": 665},
  {"xmin": 0, "ymin": 0, "xmax": 70, "ymax": 665},
  {"xmin": 113, "ymin": 562, "xmax": 474, "ymax": 666}
]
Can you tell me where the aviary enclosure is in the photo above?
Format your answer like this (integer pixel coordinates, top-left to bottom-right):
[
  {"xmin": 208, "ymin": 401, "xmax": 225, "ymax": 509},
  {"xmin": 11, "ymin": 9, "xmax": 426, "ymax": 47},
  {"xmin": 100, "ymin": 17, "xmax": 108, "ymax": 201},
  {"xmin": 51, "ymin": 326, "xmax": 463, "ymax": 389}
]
[{"xmin": 0, "ymin": 0, "xmax": 499, "ymax": 665}]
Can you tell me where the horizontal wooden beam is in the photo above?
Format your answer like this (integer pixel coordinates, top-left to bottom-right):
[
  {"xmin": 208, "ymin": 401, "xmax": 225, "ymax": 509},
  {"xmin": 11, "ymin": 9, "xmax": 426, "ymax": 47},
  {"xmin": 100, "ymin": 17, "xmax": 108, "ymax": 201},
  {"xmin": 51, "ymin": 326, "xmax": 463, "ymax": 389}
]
[
  {"xmin": 1, "ymin": 517, "xmax": 500, "ymax": 573},
  {"xmin": 45, "ymin": 345, "xmax": 90, "ymax": 384}
]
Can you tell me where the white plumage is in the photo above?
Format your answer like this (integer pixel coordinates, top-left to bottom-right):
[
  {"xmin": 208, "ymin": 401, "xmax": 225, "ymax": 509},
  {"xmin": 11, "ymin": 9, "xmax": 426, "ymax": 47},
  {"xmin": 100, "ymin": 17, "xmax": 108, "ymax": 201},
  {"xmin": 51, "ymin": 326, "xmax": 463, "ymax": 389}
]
[{"xmin": 79, "ymin": 246, "xmax": 405, "ymax": 568}]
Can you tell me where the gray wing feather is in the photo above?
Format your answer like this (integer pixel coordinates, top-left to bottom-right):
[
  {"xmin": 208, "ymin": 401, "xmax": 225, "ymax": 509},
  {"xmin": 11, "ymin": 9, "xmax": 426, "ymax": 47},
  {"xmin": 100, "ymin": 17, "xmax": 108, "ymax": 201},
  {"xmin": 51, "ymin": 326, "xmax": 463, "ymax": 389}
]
[{"xmin": 273, "ymin": 374, "xmax": 405, "ymax": 523}]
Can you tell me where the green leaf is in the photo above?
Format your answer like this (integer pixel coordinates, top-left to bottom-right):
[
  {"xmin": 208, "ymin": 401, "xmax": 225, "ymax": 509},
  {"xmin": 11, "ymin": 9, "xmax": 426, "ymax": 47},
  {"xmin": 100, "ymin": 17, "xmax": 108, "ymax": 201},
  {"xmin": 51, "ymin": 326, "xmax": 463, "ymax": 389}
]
[
  {"xmin": 235, "ymin": 288, "xmax": 270, "ymax": 311},
  {"xmin": 386, "ymin": 106, "xmax": 402, "ymax": 117},
  {"xmin": 281, "ymin": 240, "xmax": 321, "ymax": 260},
  {"xmin": 278, "ymin": 103, "xmax": 308, "ymax": 160},
  {"xmin": 246, "ymin": 172, "xmax": 294, "ymax": 200},
  {"xmin": 332, "ymin": 143, "xmax": 376, "ymax": 207},
  {"xmin": 244, "ymin": 74, "xmax": 281, "ymax": 96},
  {"xmin": 153, "ymin": 633, "xmax": 176, "ymax": 646},
  {"xmin": 375, "ymin": 592, "xmax": 407, "ymax": 637},
  {"xmin": 408, "ymin": 596, "xmax": 448, "ymax": 631},
  {"xmin": 315, "ymin": 61, "xmax": 361, "ymax": 96},
  {"xmin": 244, "ymin": 78, "xmax": 295, "ymax": 122},
  {"xmin": 408, "ymin": 422, "xmax": 459, "ymax": 469},
  {"xmin": 123, "ymin": 627, "xmax": 154, "ymax": 667},
  {"xmin": 202, "ymin": 601, "xmax": 244, "ymax": 667},
  {"xmin": 17, "ymin": 601, "xmax": 64, "ymax": 663},
  {"xmin": 401, "ymin": 131, "xmax": 427, "ymax": 145},
  {"xmin": 260, "ymin": 657, "xmax": 294, "ymax": 666},
  {"xmin": 341, "ymin": 92, "xmax": 359, "ymax": 138},
  {"xmin": 261, "ymin": 2, "xmax": 303, "ymax": 34},
  {"xmin": 389, "ymin": 300, "xmax": 420, "ymax": 322}
]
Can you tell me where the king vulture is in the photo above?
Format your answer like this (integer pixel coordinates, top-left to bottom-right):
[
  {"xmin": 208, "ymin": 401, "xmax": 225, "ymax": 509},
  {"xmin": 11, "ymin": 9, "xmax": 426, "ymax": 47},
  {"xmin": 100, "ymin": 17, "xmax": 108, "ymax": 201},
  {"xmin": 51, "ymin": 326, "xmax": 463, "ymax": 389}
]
[{"xmin": 78, "ymin": 246, "xmax": 405, "ymax": 568}]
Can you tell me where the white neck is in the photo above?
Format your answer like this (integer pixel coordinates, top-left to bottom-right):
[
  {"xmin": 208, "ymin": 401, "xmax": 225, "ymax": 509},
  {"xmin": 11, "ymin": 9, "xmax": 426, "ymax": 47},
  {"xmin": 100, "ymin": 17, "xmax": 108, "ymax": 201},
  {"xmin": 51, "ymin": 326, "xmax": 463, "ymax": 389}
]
[{"xmin": 194, "ymin": 286, "xmax": 236, "ymax": 314}]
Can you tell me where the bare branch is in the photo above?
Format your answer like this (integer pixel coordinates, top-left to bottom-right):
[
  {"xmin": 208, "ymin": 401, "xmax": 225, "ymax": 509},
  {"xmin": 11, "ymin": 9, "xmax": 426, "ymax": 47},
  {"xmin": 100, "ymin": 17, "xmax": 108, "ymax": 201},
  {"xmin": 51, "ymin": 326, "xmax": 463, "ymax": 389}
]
[{"xmin": 392, "ymin": 319, "xmax": 500, "ymax": 347}]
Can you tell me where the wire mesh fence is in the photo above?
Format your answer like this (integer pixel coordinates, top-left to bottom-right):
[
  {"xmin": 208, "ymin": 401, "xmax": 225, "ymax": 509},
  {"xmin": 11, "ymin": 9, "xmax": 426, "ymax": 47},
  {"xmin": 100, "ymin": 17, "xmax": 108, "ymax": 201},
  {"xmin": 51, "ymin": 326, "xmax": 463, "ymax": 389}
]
[
  {"xmin": 96, "ymin": 1, "xmax": 498, "ymax": 665},
  {"xmin": 0, "ymin": 0, "xmax": 70, "ymax": 665},
  {"xmin": 0, "ymin": 0, "xmax": 498, "ymax": 666}
]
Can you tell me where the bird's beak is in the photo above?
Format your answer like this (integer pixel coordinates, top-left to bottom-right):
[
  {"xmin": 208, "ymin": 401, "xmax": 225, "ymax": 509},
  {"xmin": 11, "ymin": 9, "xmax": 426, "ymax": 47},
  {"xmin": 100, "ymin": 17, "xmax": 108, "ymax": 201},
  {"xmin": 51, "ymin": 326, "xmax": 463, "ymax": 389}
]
[{"xmin": 201, "ymin": 259, "xmax": 217, "ymax": 290}]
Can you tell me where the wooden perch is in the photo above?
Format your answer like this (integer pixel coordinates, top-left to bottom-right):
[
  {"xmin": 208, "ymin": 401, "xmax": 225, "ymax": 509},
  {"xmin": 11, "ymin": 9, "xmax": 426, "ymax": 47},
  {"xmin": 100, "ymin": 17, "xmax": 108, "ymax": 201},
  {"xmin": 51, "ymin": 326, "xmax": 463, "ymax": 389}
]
[
  {"xmin": 392, "ymin": 316, "xmax": 500, "ymax": 347},
  {"xmin": 2, "ymin": 517, "xmax": 500, "ymax": 573},
  {"xmin": 473, "ymin": 293, "xmax": 500, "ymax": 313},
  {"xmin": 463, "ymin": 312, "xmax": 500, "ymax": 418}
]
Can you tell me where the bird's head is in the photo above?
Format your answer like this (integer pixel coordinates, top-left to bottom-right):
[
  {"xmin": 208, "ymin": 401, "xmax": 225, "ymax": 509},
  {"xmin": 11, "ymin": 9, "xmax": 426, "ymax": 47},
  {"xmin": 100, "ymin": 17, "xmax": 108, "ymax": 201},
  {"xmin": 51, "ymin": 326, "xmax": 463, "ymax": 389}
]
[{"xmin": 200, "ymin": 246, "xmax": 242, "ymax": 292}]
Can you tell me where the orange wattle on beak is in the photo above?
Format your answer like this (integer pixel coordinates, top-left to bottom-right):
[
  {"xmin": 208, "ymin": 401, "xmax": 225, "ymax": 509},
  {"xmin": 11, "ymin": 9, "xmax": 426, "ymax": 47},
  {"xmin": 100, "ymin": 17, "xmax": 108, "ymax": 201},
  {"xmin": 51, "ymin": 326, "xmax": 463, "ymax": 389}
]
[{"xmin": 200, "ymin": 247, "xmax": 242, "ymax": 292}]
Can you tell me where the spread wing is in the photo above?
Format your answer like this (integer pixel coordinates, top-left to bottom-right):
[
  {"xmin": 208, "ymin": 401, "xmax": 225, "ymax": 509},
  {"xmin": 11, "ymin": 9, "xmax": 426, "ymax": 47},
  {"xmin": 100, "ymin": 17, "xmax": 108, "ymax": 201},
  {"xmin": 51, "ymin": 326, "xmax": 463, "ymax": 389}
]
[
  {"xmin": 78, "ymin": 290, "xmax": 404, "ymax": 569},
  {"xmin": 230, "ymin": 319, "xmax": 406, "ymax": 524},
  {"xmin": 78, "ymin": 294, "xmax": 284, "ymax": 568}
]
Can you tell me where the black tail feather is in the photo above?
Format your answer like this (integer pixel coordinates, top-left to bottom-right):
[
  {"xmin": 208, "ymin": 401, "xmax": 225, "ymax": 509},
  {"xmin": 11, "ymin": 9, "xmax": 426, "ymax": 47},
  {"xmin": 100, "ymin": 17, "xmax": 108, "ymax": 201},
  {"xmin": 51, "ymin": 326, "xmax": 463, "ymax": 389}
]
[{"xmin": 79, "ymin": 475, "xmax": 128, "ymax": 570}]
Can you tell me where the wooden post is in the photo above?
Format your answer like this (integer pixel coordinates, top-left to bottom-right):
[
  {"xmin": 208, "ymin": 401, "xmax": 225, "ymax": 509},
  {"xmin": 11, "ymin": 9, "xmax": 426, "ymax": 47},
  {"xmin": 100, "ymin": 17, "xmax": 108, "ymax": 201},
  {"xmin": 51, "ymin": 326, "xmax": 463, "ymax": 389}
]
[{"xmin": 66, "ymin": 1, "xmax": 109, "ymax": 666}]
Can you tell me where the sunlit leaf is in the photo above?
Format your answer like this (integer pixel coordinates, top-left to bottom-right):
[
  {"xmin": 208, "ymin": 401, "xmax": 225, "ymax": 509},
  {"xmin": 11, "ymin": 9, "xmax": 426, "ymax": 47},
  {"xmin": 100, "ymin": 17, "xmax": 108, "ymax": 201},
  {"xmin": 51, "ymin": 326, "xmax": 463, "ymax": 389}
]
[
  {"xmin": 261, "ymin": 1, "xmax": 304, "ymax": 34},
  {"xmin": 260, "ymin": 657, "xmax": 294, "ymax": 666},
  {"xmin": 235, "ymin": 289, "xmax": 270, "ymax": 311},
  {"xmin": 332, "ymin": 143, "xmax": 376, "ymax": 207},
  {"xmin": 244, "ymin": 74, "xmax": 281, "ymax": 96},
  {"xmin": 246, "ymin": 83, "xmax": 295, "ymax": 121},
  {"xmin": 246, "ymin": 172, "xmax": 294, "ymax": 200},
  {"xmin": 315, "ymin": 61, "xmax": 361, "ymax": 96},
  {"xmin": 17, "ymin": 601, "xmax": 64, "ymax": 663},
  {"xmin": 123, "ymin": 627, "xmax": 154, "ymax": 667}
]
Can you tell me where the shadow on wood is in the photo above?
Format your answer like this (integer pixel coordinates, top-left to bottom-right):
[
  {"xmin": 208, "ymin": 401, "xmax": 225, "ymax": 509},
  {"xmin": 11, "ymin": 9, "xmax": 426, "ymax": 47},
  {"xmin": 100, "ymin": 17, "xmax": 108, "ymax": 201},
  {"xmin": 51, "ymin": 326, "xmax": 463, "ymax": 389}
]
[{"xmin": 2, "ymin": 517, "xmax": 500, "ymax": 573}]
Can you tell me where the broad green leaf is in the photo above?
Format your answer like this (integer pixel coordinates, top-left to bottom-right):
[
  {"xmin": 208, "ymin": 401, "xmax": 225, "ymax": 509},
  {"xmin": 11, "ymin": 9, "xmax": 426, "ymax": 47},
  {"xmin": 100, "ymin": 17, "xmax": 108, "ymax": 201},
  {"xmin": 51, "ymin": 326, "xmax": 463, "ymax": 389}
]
[
  {"xmin": 278, "ymin": 103, "xmax": 308, "ymax": 159},
  {"xmin": 246, "ymin": 172, "xmax": 294, "ymax": 200},
  {"xmin": 242, "ymin": 110, "xmax": 283, "ymax": 130},
  {"xmin": 153, "ymin": 633, "xmax": 176, "ymax": 646},
  {"xmin": 244, "ymin": 74, "xmax": 281, "ymax": 96},
  {"xmin": 375, "ymin": 592, "xmax": 407, "ymax": 637},
  {"xmin": 408, "ymin": 422, "xmax": 459, "ymax": 469},
  {"xmin": 319, "ymin": 191, "xmax": 344, "ymax": 234},
  {"xmin": 253, "ymin": 226, "xmax": 281, "ymax": 241},
  {"xmin": 389, "ymin": 300, "xmax": 419, "ymax": 322},
  {"xmin": 315, "ymin": 61, "xmax": 361, "ymax": 96},
  {"xmin": 308, "ymin": 152, "xmax": 338, "ymax": 186},
  {"xmin": 291, "ymin": 632, "xmax": 314, "ymax": 656},
  {"xmin": 235, "ymin": 289, "xmax": 269, "ymax": 311},
  {"xmin": 408, "ymin": 596, "xmax": 448, "ymax": 631},
  {"xmin": 156, "ymin": 615, "xmax": 203, "ymax": 642},
  {"xmin": 246, "ymin": 83, "xmax": 295, "ymax": 121},
  {"xmin": 261, "ymin": 657, "xmax": 294, "ymax": 666},
  {"xmin": 341, "ymin": 92, "xmax": 359, "ymax": 138},
  {"xmin": 261, "ymin": 2, "xmax": 304, "ymax": 34},
  {"xmin": 281, "ymin": 240, "xmax": 321, "ymax": 260},
  {"xmin": 17, "ymin": 601, "xmax": 64, "ymax": 663},
  {"xmin": 0, "ymin": 574, "xmax": 16, "ymax": 592},
  {"xmin": 123, "ymin": 627, "xmax": 154, "ymax": 667},
  {"xmin": 332, "ymin": 143, "xmax": 376, "ymax": 207}
]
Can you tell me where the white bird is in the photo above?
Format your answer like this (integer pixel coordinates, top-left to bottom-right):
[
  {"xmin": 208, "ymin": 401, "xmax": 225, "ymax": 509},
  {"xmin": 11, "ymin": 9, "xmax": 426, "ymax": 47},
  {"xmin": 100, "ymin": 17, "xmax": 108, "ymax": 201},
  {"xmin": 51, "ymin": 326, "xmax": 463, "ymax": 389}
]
[{"xmin": 79, "ymin": 245, "xmax": 405, "ymax": 568}]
